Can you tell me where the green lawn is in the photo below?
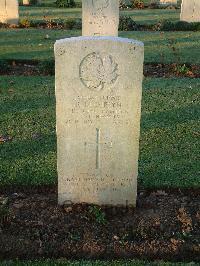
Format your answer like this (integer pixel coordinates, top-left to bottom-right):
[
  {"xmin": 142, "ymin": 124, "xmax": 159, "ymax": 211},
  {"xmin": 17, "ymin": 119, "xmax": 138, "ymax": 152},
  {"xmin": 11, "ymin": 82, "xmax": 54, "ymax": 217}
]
[
  {"xmin": 0, "ymin": 76, "xmax": 199, "ymax": 188},
  {"xmin": 20, "ymin": 6, "xmax": 82, "ymax": 20},
  {"xmin": 0, "ymin": 29, "xmax": 199, "ymax": 64},
  {"xmin": 19, "ymin": 6, "xmax": 181, "ymax": 25},
  {"xmin": 121, "ymin": 9, "xmax": 180, "ymax": 25}
]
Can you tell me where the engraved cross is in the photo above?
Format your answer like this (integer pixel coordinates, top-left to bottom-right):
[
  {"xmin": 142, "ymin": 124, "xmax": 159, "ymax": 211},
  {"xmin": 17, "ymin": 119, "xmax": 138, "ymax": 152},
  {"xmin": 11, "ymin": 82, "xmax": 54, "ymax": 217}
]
[{"xmin": 84, "ymin": 128, "xmax": 112, "ymax": 170}]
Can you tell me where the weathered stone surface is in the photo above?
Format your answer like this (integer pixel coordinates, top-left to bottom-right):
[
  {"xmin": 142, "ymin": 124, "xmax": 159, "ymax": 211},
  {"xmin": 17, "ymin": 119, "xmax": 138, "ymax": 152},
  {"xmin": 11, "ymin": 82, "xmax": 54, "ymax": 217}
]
[
  {"xmin": 0, "ymin": 0, "xmax": 19, "ymax": 25},
  {"xmin": 180, "ymin": 0, "xmax": 200, "ymax": 22},
  {"xmin": 82, "ymin": 0, "xmax": 119, "ymax": 36},
  {"xmin": 55, "ymin": 36, "xmax": 144, "ymax": 206}
]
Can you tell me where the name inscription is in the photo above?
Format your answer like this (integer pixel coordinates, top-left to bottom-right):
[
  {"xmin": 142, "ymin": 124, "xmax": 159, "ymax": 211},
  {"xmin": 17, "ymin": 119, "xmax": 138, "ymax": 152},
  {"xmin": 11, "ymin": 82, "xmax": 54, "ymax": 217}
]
[{"xmin": 65, "ymin": 95, "xmax": 131, "ymax": 125}]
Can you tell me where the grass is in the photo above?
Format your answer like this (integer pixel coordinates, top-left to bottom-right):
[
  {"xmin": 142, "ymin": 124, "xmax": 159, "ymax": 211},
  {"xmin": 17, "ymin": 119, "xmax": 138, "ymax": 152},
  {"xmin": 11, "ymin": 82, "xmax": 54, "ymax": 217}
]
[
  {"xmin": 121, "ymin": 9, "xmax": 180, "ymax": 25},
  {"xmin": 19, "ymin": 6, "xmax": 181, "ymax": 25},
  {"xmin": 140, "ymin": 78, "xmax": 199, "ymax": 188},
  {"xmin": 20, "ymin": 6, "xmax": 82, "ymax": 20},
  {"xmin": 0, "ymin": 76, "xmax": 199, "ymax": 188},
  {"xmin": 0, "ymin": 76, "xmax": 56, "ymax": 185},
  {"xmin": 1, "ymin": 260, "xmax": 199, "ymax": 266},
  {"xmin": 0, "ymin": 29, "xmax": 200, "ymax": 64}
]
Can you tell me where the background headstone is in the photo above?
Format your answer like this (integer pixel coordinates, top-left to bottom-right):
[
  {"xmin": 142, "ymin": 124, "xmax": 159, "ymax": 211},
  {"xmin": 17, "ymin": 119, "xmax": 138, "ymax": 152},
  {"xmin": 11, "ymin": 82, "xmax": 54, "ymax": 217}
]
[
  {"xmin": 0, "ymin": 0, "xmax": 6, "ymax": 23},
  {"xmin": 82, "ymin": 0, "xmax": 119, "ymax": 36},
  {"xmin": 23, "ymin": 0, "xmax": 30, "ymax": 5},
  {"xmin": 180, "ymin": 0, "xmax": 200, "ymax": 22},
  {"xmin": 0, "ymin": 0, "xmax": 19, "ymax": 25},
  {"xmin": 159, "ymin": 0, "xmax": 177, "ymax": 5},
  {"xmin": 55, "ymin": 36, "xmax": 144, "ymax": 206}
]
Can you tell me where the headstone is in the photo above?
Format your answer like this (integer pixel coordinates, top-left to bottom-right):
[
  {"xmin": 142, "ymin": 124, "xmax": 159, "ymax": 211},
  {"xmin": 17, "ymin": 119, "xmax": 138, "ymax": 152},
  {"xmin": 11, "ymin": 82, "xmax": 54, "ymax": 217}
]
[
  {"xmin": 55, "ymin": 36, "xmax": 144, "ymax": 206},
  {"xmin": 82, "ymin": 0, "xmax": 119, "ymax": 36},
  {"xmin": 0, "ymin": 0, "xmax": 19, "ymax": 25},
  {"xmin": 159, "ymin": 0, "xmax": 177, "ymax": 5},
  {"xmin": 180, "ymin": 0, "xmax": 200, "ymax": 22},
  {"xmin": 0, "ymin": 0, "xmax": 7, "ymax": 23},
  {"xmin": 23, "ymin": 0, "xmax": 30, "ymax": 5}
]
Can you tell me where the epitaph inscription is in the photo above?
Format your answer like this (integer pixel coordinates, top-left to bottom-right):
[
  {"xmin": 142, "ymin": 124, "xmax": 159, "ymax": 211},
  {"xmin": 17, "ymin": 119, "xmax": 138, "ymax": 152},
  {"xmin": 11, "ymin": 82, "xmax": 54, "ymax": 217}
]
[{"xmin": 79, "ymin": 52, "xmax": 118, "ymax": 91}]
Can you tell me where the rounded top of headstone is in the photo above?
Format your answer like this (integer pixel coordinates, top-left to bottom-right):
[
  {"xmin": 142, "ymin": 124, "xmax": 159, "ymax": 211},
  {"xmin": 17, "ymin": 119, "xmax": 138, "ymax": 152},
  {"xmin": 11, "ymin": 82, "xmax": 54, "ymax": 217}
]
[{"xmin": 55, "ymin": 36, "xmax": 144, "ymax": 47}]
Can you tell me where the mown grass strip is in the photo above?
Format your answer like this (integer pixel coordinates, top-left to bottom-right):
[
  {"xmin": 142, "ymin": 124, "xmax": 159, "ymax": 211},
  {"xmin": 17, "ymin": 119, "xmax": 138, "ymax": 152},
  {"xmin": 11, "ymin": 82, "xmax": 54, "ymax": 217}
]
[{"xmin": 0, "ymin": 29, "xmax": 200, "ymax": 64}]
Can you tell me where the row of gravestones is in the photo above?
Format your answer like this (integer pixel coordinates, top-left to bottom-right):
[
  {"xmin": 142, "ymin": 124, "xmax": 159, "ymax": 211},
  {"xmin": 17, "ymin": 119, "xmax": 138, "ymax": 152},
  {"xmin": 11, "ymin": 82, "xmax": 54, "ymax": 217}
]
[
  {"xmin": 0, "ymin": 0, "xmax": 199, "ymax": 207},
  {"xmin": 0, "ymin": 0, "xmax": 39, "ymax": 25},
  {"xmin": 0, "ymin": 0, "xmax": 200, "ymax": 25}
]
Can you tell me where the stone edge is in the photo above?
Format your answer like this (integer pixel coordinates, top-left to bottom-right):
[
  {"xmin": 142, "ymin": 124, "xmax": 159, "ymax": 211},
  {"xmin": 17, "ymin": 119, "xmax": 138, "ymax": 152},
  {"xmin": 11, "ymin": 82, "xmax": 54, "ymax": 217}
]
[{"xmin": 55, "ymin": 36, "xmax": 144, "ymax": 47}]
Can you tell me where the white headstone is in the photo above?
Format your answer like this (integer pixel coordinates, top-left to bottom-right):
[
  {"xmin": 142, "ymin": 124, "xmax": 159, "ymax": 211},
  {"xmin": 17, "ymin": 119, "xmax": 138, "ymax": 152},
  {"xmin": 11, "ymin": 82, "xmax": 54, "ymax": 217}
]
[
  {"xmin": 82, "ymin": 0, "xmax": 119, "ymax": 36},
  {"xmin": 180, "ymin": 0, "xmax": 200, "ymax": 22},
  {"xmin": 159, "ymin": 0, "xmax": 177, "ymax": 5},
  {"xmin": 55, "ymin": 36, "xmax": 144, "ymax": 206},
  {"xmin": 23, "ymin": 0, "xmax": 30, "ymax": 5},
  {"xmin": 0, "ymin": 0, "xmax": 19, "ymax": 25}
]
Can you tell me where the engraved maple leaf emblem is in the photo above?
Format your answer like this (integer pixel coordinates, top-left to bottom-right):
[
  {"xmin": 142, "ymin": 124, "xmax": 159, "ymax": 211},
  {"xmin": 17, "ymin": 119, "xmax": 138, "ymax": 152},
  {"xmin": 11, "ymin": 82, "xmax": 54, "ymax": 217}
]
[{"xmin": 79, "ymin": 52, "xmax": 118, "ymax": 91}]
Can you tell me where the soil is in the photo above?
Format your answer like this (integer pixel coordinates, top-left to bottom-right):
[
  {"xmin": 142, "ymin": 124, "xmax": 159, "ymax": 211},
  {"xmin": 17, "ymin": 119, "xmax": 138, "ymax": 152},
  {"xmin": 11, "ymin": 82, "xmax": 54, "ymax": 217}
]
[
  {"xmin": 0, "ymin": 186, "xmax": 199, "ymax": 261},
  {"xmin": 144, "ymin": 63, "xmax": 200, "ymax": 78},
  {"xmin": 0, "ymin": 62, "xmax": 200, "ymax": 78},
  {"xmin": 0, "ymin": 62, "xmax": 43, "ymax": 76}
]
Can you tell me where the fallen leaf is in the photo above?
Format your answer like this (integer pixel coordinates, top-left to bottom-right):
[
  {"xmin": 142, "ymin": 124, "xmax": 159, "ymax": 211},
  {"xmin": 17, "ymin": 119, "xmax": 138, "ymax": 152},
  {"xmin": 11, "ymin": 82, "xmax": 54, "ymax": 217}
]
[{"xmin": 186, "ymin": 71, "xmax": 195, "ymax": 78}]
